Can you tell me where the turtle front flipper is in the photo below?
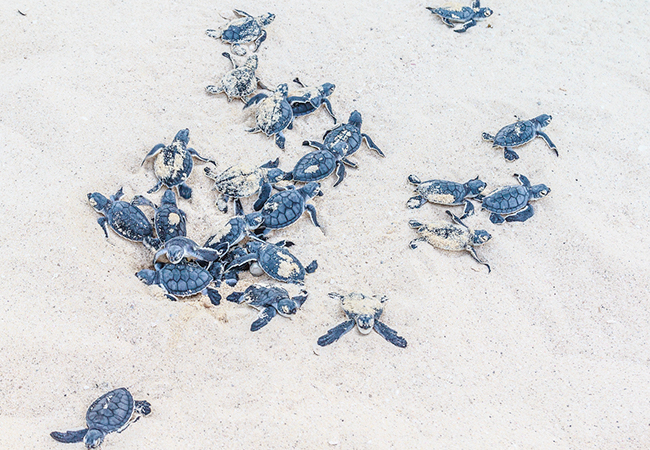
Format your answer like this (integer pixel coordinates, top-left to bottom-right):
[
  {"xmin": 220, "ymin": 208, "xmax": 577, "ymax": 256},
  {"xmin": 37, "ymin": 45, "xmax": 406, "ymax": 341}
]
[
  {"xmin": 303, "ymin": 140, "xmax": 325, "ymax": 151},
  {"xmin": 333, "ymin": 162, "xmax": 346, "ymax": 187},
  {"xmin": 226, "ymin": 291, "xmax": 245, "ymax": 303},
  {"xmin": 243, "ymin": 93, "xmax": 268, "ymax": 109},
  {"xmin": 305, "ymin": 204, "xmax": 321, "ymax": 228},
  {"xmin": 194, "ymin": 247, "xmax": 222, "ymax": 263},
  {"xmin": 141, "ymin": 144, "xmax": 165, "ymax": 166},
  {"xmin": 460, "ymin": 201, "xmax": 475, "ymax": 219},
  {"xmin": 177, "ymin": 183, "xmax": 192, "ymax": 200},
  {"xmin": 305, "ymin": 260, "xmax": 318, "ymax": 274},
  {"xmin": 206, "ymin": 287, "xmax": 221, "ymax": 305},
  {"xmin": 503, "ymin": 147, "xmax": 519, "ymax": 161},
  {"xmin": 361, "ymin": 133, "xmax": 384, "ymax": 157},
  {"xmin": 488, "ymin": 212, "xmax": 506, "ymax": 224},
  {"xmin": 50, "ymin": 429, "xmax": 88, "ymax": 443},
  {"xmin": 454, "ymin": 19, "xmax": 477, "ymax": 33},
  {"xmin": 536, "ymin": 131, "xmax": 558, "ymax": 156},
  {"xmin": 322, "ymin": 98, "xmax": 336, "ymax": 123},
  {"xmin": 373, "ymin": 321, "xmax": 407, "ymax": 348},
  {"xmin": 466, "ymin": 246, "xmax": 491, "ymax": 273},
  {"xmin": 505, "ymin": 204, "xmax": 534, "ymax": 223},
  {"xmin": 147, "ymin": 180, "xmax": 164, "ymax": 194},
  {"xmin": 253, "ymin": 183, "xmax": 272, "ymax": 211},
  {"xmin": 251, "ymin": 306, "xmax": 277, "ymax": 331},
  {"xmin": 317, "ymin": 319, "xmax": 355, "ymax": 346},
  {"xmin": 274, "ymin": 132, "xmax": 286, "ymax": 149},
  {"xmin": 407, "ymin": 195, "xmax": 427, "ymax": 209},
  {"xmin": 187, "ymin": 147, "xmax": 215, "ymax": 165},
  {"xmin": 97, "ymin": 217, "xmax": 110, "ymax": 239}
]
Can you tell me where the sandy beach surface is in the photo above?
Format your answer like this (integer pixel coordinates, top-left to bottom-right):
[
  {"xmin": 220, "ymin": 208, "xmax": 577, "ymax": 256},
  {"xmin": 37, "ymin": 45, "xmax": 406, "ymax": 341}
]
[{"xmin": 1, "ymin": 0, "xmax": 650, "ymax": 448}]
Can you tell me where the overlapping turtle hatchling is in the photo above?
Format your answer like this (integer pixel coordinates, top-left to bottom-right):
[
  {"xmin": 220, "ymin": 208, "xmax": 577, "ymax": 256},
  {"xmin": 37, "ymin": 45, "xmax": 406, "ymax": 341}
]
[
  {"xmin": 204, "ymin": 202, "xmax": 265, "ymax": 254},
  {"xmin": 287, "ymin": 77, "xmax": 336, "ymax": 123},
  {"xmin": 136, "ymin": 260, "xmax": 221, "ymax": 304},
  {"xmin": 482, "ymin": 114, "xmax": 558, "ymax": 161},
  {"xmin": 317, "ymin": 292, "xmax": 407, "ymax": 348},
  {"xmin": 206, "ymin": 52, "xmax": 267, "ymax": 103},
  {"xmin": 50, "ymin": 387, "xmax": 151, "ymax": 449},
  {"xmin": 244, "ymin": 83, "xmax": 294, "ymax": 149},
  {"xmin": 206, "ymin": 10, "xmax": 275, "ymax": 56},
  {"xmin": 290, "ymin": 142, "xmax": 355, "ymax": 187},
  {"xmin": 258, "ymin": 182, "xmax": 323, "ymax": 231},
  {"xmin": 141, "ymin": 128, "xmax": 216, "ymax": 200},
  {"xmin": 426, "ymin": 1, "xmax": 493, "ymax": 33},
  {"xmin": 407, "ymin": 175, "xmax": 487, "ymax": 219},
  {"xmin": 204, "ymin": 157, "xmax": 290, "ymax": 213},
  {"xmin": 133, "ymin": 190, "xmax": 187, "ymax": 250},
  {"xmin": 480, "ymin": 173, "xmax": 550, "ymax": 224},
  {"xmin": 88, "ymin": 188, "xmax": 154, "ymax": 243},
  {"xmin": 227, "ymin": 239, "xmax": 317, "ymax": 284},
  {"xmin": 153, "ymin": 236, "xmax": 222, "ymax": 265},
  {"xmin": 227, "ymin": 284, "xmax": 308, "ymax": 331}
]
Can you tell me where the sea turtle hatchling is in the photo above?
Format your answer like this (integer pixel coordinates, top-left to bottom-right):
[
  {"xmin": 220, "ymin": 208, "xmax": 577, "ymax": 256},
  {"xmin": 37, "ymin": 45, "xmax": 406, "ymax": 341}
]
[
  {"xmin": 409, "ymin": 210, "xmax": 492, "ymax": 272},
  {"xmin": 426, "ymin": 1, "xmax": 493, "ymax": 33},
  {"xmin": 206, "ymin": 10, "xmax": 275, "ymax": 56},
  {"xmin": 287, "ymin": 77, "xmax": 336, "ymax": 123},
  {"xmin": 244, "ymin": 83, "xmax": 294, "ymax": 149},
  {"xmin": 50, "ymin": 387, "xmax": 151, "ymax": 449},
  {"xmin": 259, "ymin": 182, "xmax": 323, "ymax": 231},
  {"xmin": 206, "ymin": 52, "xmax": 267, "ymax": 103},
  {"xmin": 480, "ymin": 173, "xmax": 550, "ymax": 224},
  {"xmin": 153, "ymin": 236, "xmax": 222, "ymax": 265},
  {"xmin": 133, "ymin": 190, "xmax": 187, "ymax": 250},
  {"xmin": 204, "ymin": 157, "xmax": 290, "ymax": 213},
  {"xmin": 88, "ymin": 188, "xmax": 154, "ymax": 243},
  {"xmin": 226, "ymin": 284, "xmax": 308, "ymax": 331},
  {"xmin": 290, "ymin": 142, "xmax": 355, "ymax": 187},
  {"xmin": 141, "ymin": 128, "xmax": 216, "ymax": 200},
  {"xmin": 204, "ymin": 205, "xmax": 265, "ymax": 255},
  {"xmin": 407, "ymin": 175, "xmax": 487, "ymax": 219},
  {"xmin": 317, "ymin": 292, "xmax": 407, "ymax": 348},
  {"xmin": 136, "ymin": 260, "xmax": 222, "ymax": 304},
  {"xmin": 482, "ymin": 114, "xmax": 558, "ymax": 161},
  {"xmin": 304, "ymin": 110, "xmax": 384, "ymax": 158}
]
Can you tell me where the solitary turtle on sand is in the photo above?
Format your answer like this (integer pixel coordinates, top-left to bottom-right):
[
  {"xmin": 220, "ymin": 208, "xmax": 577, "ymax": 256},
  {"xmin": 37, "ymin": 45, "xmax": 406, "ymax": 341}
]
[
  {"xmin": 287, "ymin": 78, "xmax": 336, "ymax": 123},
  {"xmin": 206, "ymin": 52, "xmax": 267, "ymax": 103},
  {"xmin": 244, "ymin": 84, "xmax": 294, "ymax": 149},
  {"xmin": 482, "ymin": 114, "xmax": 558, "ymax": 161},
  {"xmin": 206, "ymin": 10, "xmax": 275, "ymax": 56},
  {"xmin": 291, "ymin": 142, "xmax": 355, "ymax": 187},
  {"xmin": 317, "ymin": 292, "xmax": 407, "ymax": 348},
  {"xmin": 305, "ymin": 110, "xmax": 383, "ymax": 158},
  {"xmin": 133, "ymin": 190, "xmax": 187, "ymax": 250},
  {"xmin": 426, "ymin": 1, "xmax": 493, "ymax": 33},
  {"xmin": 50, "ymin": 388, "xmax": 151, "ymax": 449},
  {"xmin": 136, "ymin": 260, "xmax": 222, "ymax": 304},
  {"xmin": 259, "ymin": 182, "xmax": 323, "ymax": 230},
  {"xmin": 480, "ymin": 173, "xmax": 550, "ymax": 224},
  {"xmin": 153, "ymin": 236, "xmax": 222, "ymax": 265},
  {"xmin": 141, "ymin": 128, "xmax": 216, "ymax": 200},
  {"xmin": 227, "ymin": 284, "xmax": 308, "ymax": 331},
  {"xmin": 88, "ymin": 188, "xmax": 154, "ymax": 243},
  {"xmin": 409, "ymin": 210, "xmax": 492, "ymax": 272},
  {"xmin": 407, "ymin": 175, "xmax": 487, "ymax": 219}
]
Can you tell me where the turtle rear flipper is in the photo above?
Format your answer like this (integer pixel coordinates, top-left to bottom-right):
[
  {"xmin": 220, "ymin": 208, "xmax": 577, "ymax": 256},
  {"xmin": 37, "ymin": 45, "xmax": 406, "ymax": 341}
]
[
  {"xmin": 251, "ymin": 306, "xmax": 277, "ymax": 331},
  {"xmin": 374, "ymin": 321, "xmax": 407, "ymax": 348},
  {"xmin": 50, "ymin": 429, "xmax": 88, "ymax": 443},
  {"xmin": 317, "ymin": 319, "xmax": 355, "ymax": 346},
  {"xmin": 206, "ymin": 288, "xmax": 221, "ymax": 306},
  {"xmin": 505, "ymin": 204, "xmax": 534, "ymax": 222}
]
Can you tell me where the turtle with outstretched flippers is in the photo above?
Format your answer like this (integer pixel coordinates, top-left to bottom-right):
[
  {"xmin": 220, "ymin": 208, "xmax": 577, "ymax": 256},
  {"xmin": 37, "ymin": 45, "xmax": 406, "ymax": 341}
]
[
  {"xmin": 133, "ymin": 190, "xmax": 187, "ymax": 250},
  {"xmin": 305, "ymin": 110, "xmax": 383, "ymax": 159},
  {"xmin": 426, "ymin": 1, "xmax": 493, "ymax": 33},
  {"xmin": 227, "ymin": 239, "xmax": 317, "ymax": 284},
  {"xmin": 136, "ymin": 260, "xmax": 221, "ymax": 304},
  {"xmin": 204, "ymin": 207, "xmax": 265, "ymax": 254},
  {"xmin": 409, "ymin": 210, "xmax": 492, "ymax": 272},
  {"xmin": 141, "ymin": 129, "xmax": 216, "ymax": 200},
  {"xmin": 206, "ymin": 53, "xmax": 267, "ymax": 103},
  {"xmin": 153, "ymin": 236, "xmax": 222, "ymax": 265},
  {"xmin": 259, "ymin": 182, "xmax": 323, "ymax": 231},
  {"xmin": 88, "ymin": 188, "xmax": 154, "ymax": 243},
  {"xmin": 204, "ymin": 158, "xmax": 290, "ymax": 213},
  {"xmin": 50, "ymin": 388, "xmax": 151, "ymax": 449},
  {"xmin": 244, "ymin": 84, "xmax": 294, "ymax": 149},
  {"xmin": 482, "ymin": 114, "xmax": 558, "ymax": 161},
  {"xmin": 227, "ymin": 284, "xmax": 308, "ymax": 331},
  {"xmin": 480, "ymin": 173, "xmax": 550, "ymax": 224},
  {"xmin": 206, "ymin": 10, "xmax": 275, "ymax": 56},
  {"xmin": 407, "ymin": 175, "xmax": 487, "ymax": 219},
  {"xmin": 317, "ymin": 292, "xmax": 407, "ymax": 348},
  {"xmin": 290, "ymin": 142, "xmax": 355, "ymax": 187},
  {"xmin": 287, "ymin": 77, "xmax": 336, "ymax": 123}
]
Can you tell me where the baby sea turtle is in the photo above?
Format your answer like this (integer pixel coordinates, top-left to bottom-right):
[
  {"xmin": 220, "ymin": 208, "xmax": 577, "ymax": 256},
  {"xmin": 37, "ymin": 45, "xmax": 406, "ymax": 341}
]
[
  {"xmin": 226, "ymin": 284, "xmax": 308, "ymax": 331},
  {"xmin": 407, "ymin": 175, "xmax": 487, "ymax": 219},
  {"xmin": 88, "ymin": 188, "xmax": 154, "ymax": 243},
  {"xmin": 153, "ymin": 236, "xmax": 222, "ymax": 265},
  {"xmin": 204, "ymin": 207, "xmax": 265, "ymax": 254},
  {"xmin": 426, "ymin": 1, "xmax": 493, "ymax": 33},
  {"xmin": 480, "ymin": 173, "xmax": 550, "ymax": 224},
  {"xmin": 204, "ymin": 157, "xmax": 289, "ymax": 213},
  {"xmin": 287, "ymin": 77, "xmax": 336, "ymax": 123},
  {"xmin": 244, "ymin": 84, "xmax": 294, "ymax": 149},
  {"xmin": 206, "ymin": 10, "xmax": 275, "ymax": 56},
  {"xmin": 136, "ymin": 260, "xmax": 221, "ymax": 304},
  {"xmin": 259, "ymin": 182, "xmax": 323, "ymax": 230},
  {"xmin": 227, "ymin": 240, "xmax": 317, "ymax": 284},
  {"xmin": 290, "ymin": 142, "xmax": 355, "ymax": 187},
  {"xmin": 133, "ymin": 190, "xmax": 187, "ymax": 250},
  {"xmin": 50, "ymin": 388, "xmax": 151, "ymax": 449},
  {"xmin": 206, "ymin": 52, "xmax": 267, "ymax": 103},
  {"xmin": 305, "ymin": 110, "xmax": 384, "ymax": 158},
  {"xmin": 482, "ymin": 114, "xmax": 558, "ymax": 161},
  {"xmin": 317, "ymin": 292, "xmax": 407, "ymax": 348},
  {"xmin": 409, "ymin": 210, "xmax": 492, "ymax": 272},
  {"xmin": 141, "ymin": 128, "xmax": 215, "ymax": 200}
]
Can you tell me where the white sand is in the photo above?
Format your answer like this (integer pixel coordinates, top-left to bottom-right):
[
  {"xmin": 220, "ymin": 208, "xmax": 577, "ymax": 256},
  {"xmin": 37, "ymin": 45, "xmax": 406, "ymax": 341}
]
[{"xmin": 1, "ymin": 0, "xmax": 650, "ymax": 448}]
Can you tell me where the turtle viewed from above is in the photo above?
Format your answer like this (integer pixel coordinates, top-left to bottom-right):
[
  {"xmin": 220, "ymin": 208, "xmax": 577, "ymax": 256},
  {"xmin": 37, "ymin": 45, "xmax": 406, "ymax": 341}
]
[
  {"xmin": 244, "ymin": 83, "xmax": 294, "ymax": 149},
  {"xmin": 258, "ymin": 182, "xmax": 323, "ymax": 231},
  {"xmin": 426, "ymin": 1, "xmax": 493, "ymax": 33},
  {"xmin": 50, "ymin": 387, "xmax": 151, "ymax": 449},
  {"xmin": 407, "ymin": 174, "xmax": 487, "ymax": 219},
  {"xmin": 227, "ymin": 284, "xmax": 308, "ymax": 331},
  {"xmin": 206, "ymin": 9, "xmax": 275, "ymax": 56},
  {"xmin": 409, "ymin": 210, "xmax": 492, "ymax": 272},
  {"xmin": 482, "ymin": 114, "xmax": 558, "ymax": 161},
  {"xmin": 206, "ymin": 52, "xmax": 267, "ymax": 103},
  {"xmin": 133, "ymin": 190, "xmax": 187, "ymax": 250},
  {"xmin": 136, "ymin": 260, "xmax": 222, "ymax": 304},
  {"xmin": 153, "ymin": 236, "xmax": 222, "ymax": 265},
  {"xmin": 480, "ymin": 173, "xmax": 550, "ymax": 224},
  {"xmin": 305, "ymin": 110, "xmax": 384, "ymax": 159},
  {"xmin": 317, "ymin": 292, "xmax": 407, "ymax": 348},
  {"xmin": 290, "ymin": 141, "xmax": 355, "ymax": 187},
  {"xmin": 287, "ymin": 77, "xmax": 336, "ymax": 123},
  {"xmin": 141, "ymin": 128, "xmax": 216, "ymax": 200},
  {"xmin": 203, "ymin": 202, "xmax": 265, "ymax": 255},
  {"xmin": 88, "ymin": 188, "xmax": 154, "ymax": 243}
]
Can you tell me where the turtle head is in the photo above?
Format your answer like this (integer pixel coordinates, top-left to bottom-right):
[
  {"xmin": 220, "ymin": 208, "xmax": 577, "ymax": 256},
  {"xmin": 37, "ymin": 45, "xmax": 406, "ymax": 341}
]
[
  {"xmin": 136, "ymin": 269, "xmax": 157, "ymax": 285},
  {"xmin": 267, "ymin": 167, "xmax": 291, "ymax": 183},
  {"xmin": 87, "ymin": 192, "xmax": 109, "ymax": 213},
  {"xmin": 166, "ymin": 242, "xmax": 186, "ymax": 264},
  {"xmin": 161, "ymin": 189, "xmax": 177, "ymax": 206},
  {"xmin": 477, "ymin": 7, "xmax": 492, "ymax": 17},
  {"xmin": 258, "ymin": 12, "xmax": 275, "ymax": 26},
  {"xmin": 302, "ymin": 182, "xmax": 323, "ymax": 198},
  {"xmin": 348, "ymin": 110, "xmax": 362, "ymax": 128},
  {"xmin": 246, "ymin": 240, "xmax": 263, "ymax": 253},
  {"xmin": 84, "ymin": 429, "xmax": 105, "ymax": 448},
  {"xmin": 530, "ymin": 184, "xmax": 551, "ymax": 200},
  {"xmin": 465, "ymin": 177, "xmax": 487, "ymax": 197},
  {"xmin": 277, "ymin": 298, "xmax": 298, "ymax": 316},
  {"xmin": 245, "ymin": 54, "xmax": 259, "ymax": 70},
  {"xmin": 173, "ymin": 128, "xmax": 190, "ymax": 145},
  {"xmin": 319, "ymin": 83, "xmax": 336, "ymax": 97},
  {"xmin": 408, "ymin": 219, "xmax": 424, "ymax": 230},
  {"xmin": 471, "ymin": 229, "xmax": 492, "ymax": 246},
  {"xmin": 275, "ymin": 83, "xmax": 289, "ymax": 97},
  {"xmin": 532, "ymin": 114, "xmax": 552, "ymax": 128},
  {"xmin": 356, "ymin": 314, "xmax": 375, "ymax": 334},
  {"xmin": 244, "ymin": 212, "xmax": 264, "ymax": 230}
]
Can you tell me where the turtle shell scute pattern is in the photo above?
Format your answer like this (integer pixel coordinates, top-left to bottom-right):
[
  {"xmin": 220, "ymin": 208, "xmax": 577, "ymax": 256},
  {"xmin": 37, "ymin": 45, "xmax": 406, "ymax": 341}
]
[
  {"xmin": 418, "ymin": 180, "xmax": 465, "ymax": 204},
  {"xmin": 292, "ymin": 150, "xmax": 337, "ymax": 182},
  {"xmin": 258, "ymin": 245, "xmax": 305, "ymax": 282},
  {"xmin": 223, "ymin": 68, "xmax": 257, "ymax": 98},
  {"xmin": 159, "ymin": 263, "xmax": 212, "ymax": 296},
  {"xmin": 324, "ymin": 126, "xmax": 361, "ymax": 155},
  {"xmin": 435, "ymin": 6, "xmax": 474, "ymax": 21},
  {"xmin": 86, "ymin": 388, "xmax": 134, "ymax": 433},
  {"xmin": 262, "ymin": 190, "xmax": 305, "ymax": 229},
  {"xmin": 214, "ymin": 166, "xmax": 263, "ymax": 198},
  {"xmin": 222, "ymin": 18, "xmax": 261, "ymax": 44},
  {"xmin": 483, "ymin": 186, "xmax": 529, "ymax": 214},
  {"xmin": 257, "ymin": 99, "xmax": 292, "ymax": 136},
  {"xmin": 108, "ymin": 202, "xmax": 153, "ymax": 241},
  {"xmin": 244, "ymin": 285, "xmax": 287, "ymax": 308},
  {"xmin": 494, "ymin": 121, "xmax": 535, "ymax": 148}
]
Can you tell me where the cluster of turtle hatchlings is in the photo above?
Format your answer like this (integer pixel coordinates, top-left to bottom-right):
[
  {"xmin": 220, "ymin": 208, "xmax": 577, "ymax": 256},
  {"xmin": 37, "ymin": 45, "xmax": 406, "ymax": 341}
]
[{"xmin": 57, "ymin": 4, "xmax": 559, "ymax": 447}]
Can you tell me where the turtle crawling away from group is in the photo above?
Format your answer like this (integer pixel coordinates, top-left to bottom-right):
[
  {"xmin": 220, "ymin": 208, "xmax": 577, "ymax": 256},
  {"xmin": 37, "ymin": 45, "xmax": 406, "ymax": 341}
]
[
  {"xmin": 482, "ymin": 114, "xmax": 558, "ymax": 161},
  {"xmin": 426, "ymin": 1, "xmax": 493, "ymax": 33},
  {"xmin": 407, "ymin": 174, "xmax": 487, "ymax": 219},
  {"xmin": 227, "ymin": 284, "xmax": 308, "ymax": 331},
  {"xmin": 317, "ymin": 292, "xmax": 407, "ymax": 348},
  {"xmin": 480, "ymin": 173, "xmax": 550, "ymax": 223},
  {"xmin": 206, "ymin": 9, "xmax": 275, "ymax": 56},
  {"xmin": 50, "ymin": 388, "xmax": 151, "ymax": 448}
]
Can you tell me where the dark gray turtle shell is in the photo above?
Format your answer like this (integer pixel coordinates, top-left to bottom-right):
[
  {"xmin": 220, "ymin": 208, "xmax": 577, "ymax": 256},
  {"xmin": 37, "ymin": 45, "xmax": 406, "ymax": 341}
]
[
  {"xmin": 86, "ymin": 388, "xmax": 134, "ymax": 433},
  {"xmin": 155, "ymin": 193, "xmax": 186, "ymax": 242},
  {"xmin": 221, "ymin": 17, "xmax": 262, "ymax": 44},
  {"xmin": 482, "ymin": 186, "xmax": 531, "ymax": 214},
  {"xmin": 292, "ymin": 150, "xmax": 337, "ymax": 182},
  {"xmin": 258, "ymin": 244, "xmax": 306, "ymax": 283},
  {"xmin": 415, "ymin": 180, "xmax": 469, "ymax": 205},
  {"xmin": 158, "ymin": 262, "xmax": 213, "ymax": 296},
  {"xmin": 241, "ymin": 284, "xmax": 289, "ymax": 309},
  {"xmin": 323, "ymin": 123, "xmax": 361, "ymax": 156},
  {"xmin": 493, "ymin": 120, "xmax": 537, "ymax": 148},
  {"xmin": 106, "ymin": 201, "xmax": 154, "ymax": 242},
  {"xmin": 261, "ymin": 189, "xmax": 307, "ymax": 229}
]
